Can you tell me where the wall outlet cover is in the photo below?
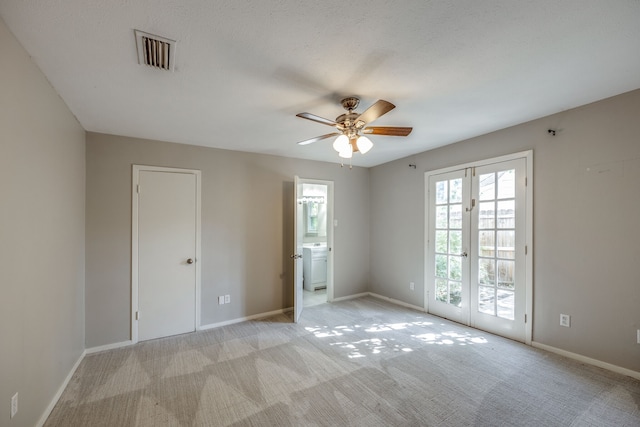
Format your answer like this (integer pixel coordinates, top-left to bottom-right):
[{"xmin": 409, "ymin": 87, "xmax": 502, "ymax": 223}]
[
  {"xmin": 560, "ymin": 314, "xmax": 571, "ymax": 327},
  {"xmin": 224, "ymin": 294, "xmax": 230, "ymax": 304}
]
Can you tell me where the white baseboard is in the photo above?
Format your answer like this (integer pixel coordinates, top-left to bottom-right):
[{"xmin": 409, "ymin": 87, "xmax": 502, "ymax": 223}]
[
  {"xmin": 86, "ymin": 340, "xmax": 134, "ymax": 354},
  {"xmin": 368, "ymin": 292, "xmax": 426, "ymax": 312},
  {"xmin": 199, "ymin": 307, "xmax": 290, "ymax": 330},
  {"xmin": 532, "ymin": 341, "xmax": 640, "ymax": 381},
  {"xmin": 36, "ymin": 349, "xmax": 86, "ymax": 427},
  {"xmin": 331, "ymin": 292, "xmax": 369, "ymax": 302}
]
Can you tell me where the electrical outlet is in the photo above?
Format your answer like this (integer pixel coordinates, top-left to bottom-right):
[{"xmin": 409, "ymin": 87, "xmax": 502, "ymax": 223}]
[
  {"xmin": 409, "ymin": 282, "xmax": 415, "ymax": 291},
  {"xmin": 560, "ymin": 314, "xmax": 571, "ymax": 327},
  {"xmin": 11, "ymin": 392, "xmax": 18, "ymax": 418},
  {"xmin": 224, "ymin": 294, "xmax": 230, "ymax": 304},
  {"xmin": 218, "ymin": 296, "xmax": 225, "ymax": 305}
]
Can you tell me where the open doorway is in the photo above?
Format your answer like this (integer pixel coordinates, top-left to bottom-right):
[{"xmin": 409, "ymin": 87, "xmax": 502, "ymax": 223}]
[{"xmin": 299, "ymin": 180, "xmax": 333, "ymax": 308}]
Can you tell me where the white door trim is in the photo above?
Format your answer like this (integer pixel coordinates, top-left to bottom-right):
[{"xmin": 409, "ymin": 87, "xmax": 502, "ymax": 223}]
[
  {"xmin": 424, "ymin": 150, "xmax": 533, "ymax": 344},
  {"xmin": 131, "ymin": 165, "xmax": 202, "ymax": 343}
]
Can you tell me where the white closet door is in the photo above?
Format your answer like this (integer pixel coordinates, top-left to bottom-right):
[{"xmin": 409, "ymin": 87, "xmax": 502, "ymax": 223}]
[{"xmin": 138, "ymin": 171, "xmax": 197, "ymax": 341}]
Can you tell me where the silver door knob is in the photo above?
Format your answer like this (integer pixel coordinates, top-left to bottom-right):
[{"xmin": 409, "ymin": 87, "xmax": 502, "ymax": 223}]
[
  {"xmin": 187, "ymin": 258, "xmax": 194, "ymax": 264},
  {"xmin": 460, "ymin": 252, "xmax": 468, "ymax": 258}
]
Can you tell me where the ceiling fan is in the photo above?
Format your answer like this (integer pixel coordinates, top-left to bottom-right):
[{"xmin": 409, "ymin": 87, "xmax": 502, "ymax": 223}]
[{"xmin": 296, "ymin": 97, "xmax": 412, "ymax": 160}]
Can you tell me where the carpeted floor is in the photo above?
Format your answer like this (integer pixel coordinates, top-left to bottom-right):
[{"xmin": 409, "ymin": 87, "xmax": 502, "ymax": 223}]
[{"xmin": 45, "ymin": 296, "xmax": 640, "ymax": 426}]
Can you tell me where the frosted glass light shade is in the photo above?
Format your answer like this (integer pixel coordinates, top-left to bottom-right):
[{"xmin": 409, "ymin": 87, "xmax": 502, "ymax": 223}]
[
  {"xmin": 338, "ymin": 145, "xmax": 353, "ymax": 158},
  {"xmin": 333, "ymin": 135, "xmax": 349, "ymax": 152},
  {"xmin": 356, "ymin": 136, "xmax": 373, "ymax": 154}
]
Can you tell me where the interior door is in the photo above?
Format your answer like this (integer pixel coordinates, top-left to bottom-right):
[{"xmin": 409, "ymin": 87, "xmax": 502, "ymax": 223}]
[
  {"xmin": 292, "ymin": 175, "xmax": 304, "ymax": 322},
  {"xmin": 427, "ymin": 169, "xmax": 470, "ymax": 325},
  {"xmin": 138, "ymin": 170, "xmax": 197, "ymax": 341}
]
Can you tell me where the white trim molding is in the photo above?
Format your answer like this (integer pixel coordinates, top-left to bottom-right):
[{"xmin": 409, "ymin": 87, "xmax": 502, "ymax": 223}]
[
  {"xmin": 86, "ymin": 340, "xmax": 134, "ymax": 354},
  {"xmin": 199, "ymin": 308, "xmax": 291, "ymax": 330},
  {"xmin": 331, "ymin": 292, "xmax": 370, "ymax": 302},
  {"xmin": 36, "ymin": 350, "xmax": 86, "ymax": 427},
  {"xmin": 369, "ymin": 292, "xmax": 426, "ymax": 312},
  {"xmin": 532, "ymin": 341, "xmax": 640, "ymax": 381}
]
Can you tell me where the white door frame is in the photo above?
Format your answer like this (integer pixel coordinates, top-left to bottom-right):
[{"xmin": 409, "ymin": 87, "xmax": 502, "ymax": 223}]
[
  {"xmin": 424, "ymin": 150, "xmax": 533, "ymax": 344},
  {"xmin": 131, "ymin": 165, "xmax": 202, "ymax": 343}
]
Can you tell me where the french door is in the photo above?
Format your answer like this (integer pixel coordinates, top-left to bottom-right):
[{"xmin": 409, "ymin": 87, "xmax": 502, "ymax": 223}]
[{"xmin": 426, "ymin": 153, "xmax": 531, "ymax": 343}]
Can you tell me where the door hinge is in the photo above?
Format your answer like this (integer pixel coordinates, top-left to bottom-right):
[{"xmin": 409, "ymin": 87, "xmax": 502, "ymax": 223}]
[
  {"xmin": 137, "ymin": 184, "xmax": 140, "ymax": 194},
  {"xmin": 524, "ymin": 314, "xmax": 527, "ymax": 323},
  {"xmin": 472, "ymin": 167, "xmax": 476, "ymax": 177},
  {"xmin": 135, "ymin": 311, "xmax": 139, "ymax": 320},
  {"xmin": 525, "ymin": 177, "xmax": 528, "ymax": 187},
  {"xmin": 525, "ymin": 245, "xmax": 528, "ymax": 255}
]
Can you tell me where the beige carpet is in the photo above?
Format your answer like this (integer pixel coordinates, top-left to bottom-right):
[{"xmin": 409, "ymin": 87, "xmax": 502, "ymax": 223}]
[{"xmin": 45, "ymin": 296, "xmax": 640, "ymax": 426}]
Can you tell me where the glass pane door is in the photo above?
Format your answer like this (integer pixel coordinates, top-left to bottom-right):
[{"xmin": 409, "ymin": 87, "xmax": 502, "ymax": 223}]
[
  {"xmin": 426, "ymin": 155, "xmax": 530, "ymax": 343},
  {"xmin": 427, "ymin": 169, "xmax": 470, "ymax": 325},
  {"xmin": 470, "ymin": 159, "xmax": 526, "ymax": 340}
]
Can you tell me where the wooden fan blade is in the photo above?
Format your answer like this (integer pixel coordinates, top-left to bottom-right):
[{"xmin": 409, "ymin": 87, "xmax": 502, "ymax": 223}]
[
  {"xmin": 296, "ymin": 112, "xmax": 337, "ymax": 127},
  {"xmin": 297, "ymin": 132, "xmax": 340, "ymax": 145},
  {"xmin": 363, "ymin": 126, "xmax": 413, "ymax": 137},
  {"xmin": 355, "ymin": 100, "xmax": 395, "ymax": 125}
]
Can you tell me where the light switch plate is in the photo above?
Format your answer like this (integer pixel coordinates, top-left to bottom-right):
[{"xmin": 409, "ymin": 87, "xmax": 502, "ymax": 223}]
[{"xmin": 218, "ymin": 296, "xmax": 225, "ymax": 305}]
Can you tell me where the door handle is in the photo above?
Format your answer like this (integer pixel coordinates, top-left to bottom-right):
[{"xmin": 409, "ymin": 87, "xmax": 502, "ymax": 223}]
[
  {"xmin": 290, "ymin": 254, "xmax": 302, "ymax": 259},
  {"xmin": 187, "ymin": 258, "xmax": 194, "ymax": 264},
  {"xmin": 460, "ymin": 252, "xmax": 468, "ymax": 258}
]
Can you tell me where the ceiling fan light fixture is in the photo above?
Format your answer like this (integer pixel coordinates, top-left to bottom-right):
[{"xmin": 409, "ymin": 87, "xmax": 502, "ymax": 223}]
[
  {"xmin": 296, "ymin": 97, "xmax": 412, "ymax": 164},
  {"xmin": 356, "ymin": 136, "xmax": 373, "ymax": 154},
  {"xmin": 332, "ymin": 134, "xmax": 349, "ymax": 152},
  {"xmin": 338, "ymin": 145, "xmax": 353, "ymax": 159}
]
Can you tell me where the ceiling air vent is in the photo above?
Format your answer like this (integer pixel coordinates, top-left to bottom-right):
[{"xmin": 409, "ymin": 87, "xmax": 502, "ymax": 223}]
[{"xmin": 134, "ymin": 30, "xmax": 176, "ymax": 71}]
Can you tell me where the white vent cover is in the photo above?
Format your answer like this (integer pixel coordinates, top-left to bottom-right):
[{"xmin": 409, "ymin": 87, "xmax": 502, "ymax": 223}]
[{"xmin": 134, "ymin": 30, "xmax": 176, "ymax": 71}]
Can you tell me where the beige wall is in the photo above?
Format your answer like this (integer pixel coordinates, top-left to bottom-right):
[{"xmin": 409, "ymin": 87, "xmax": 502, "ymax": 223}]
[
  {"xmin": 85, "ymin": 133, "xmax": 370, "ymax": 347},
  {"xmin": 370, "ymin": 89, "xmax": 640, "ymax": 373},
  {"xmin": 0, "ymin": 18, "xmax": 86, "ymax": 427}
]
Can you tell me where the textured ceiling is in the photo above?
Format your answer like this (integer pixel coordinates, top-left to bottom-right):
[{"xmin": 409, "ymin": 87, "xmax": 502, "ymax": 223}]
[{"xmin": 2, "ymin": 1, "xmax": 639, "ymax": 167}]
